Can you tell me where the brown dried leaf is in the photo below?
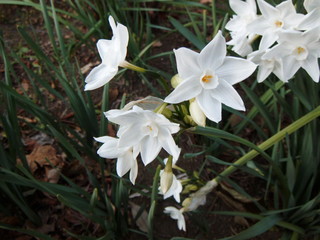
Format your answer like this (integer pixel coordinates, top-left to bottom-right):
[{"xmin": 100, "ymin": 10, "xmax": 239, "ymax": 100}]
[
  {"xmin": 26, "ymin": 145, "xmax": 62, "ymax": 173},
  {"xmin": 45, "ymin": 167, "xmax": 61, "ymax": 183},
  {"xmin": 152, "ymin": 40, "xmax": 163, "ymax": 47},
  {"xmin": 221, "ymin": 182, "xmax": 256, "ymax": 203},
  {"xmin": 217, "ymin": 191, "xmax": 247, "ymax": 212},
  {"xmin": 130, "ymin": 202, "xmax": 148, "ymax": 233}
]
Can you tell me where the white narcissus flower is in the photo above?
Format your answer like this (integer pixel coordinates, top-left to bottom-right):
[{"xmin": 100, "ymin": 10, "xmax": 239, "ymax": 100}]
[
  {"xmin": 84, "ymin": 16, "xmax": 129, "ymax": 91},
  {"xmin": 248, "ymin": 49, "xmax": 284, "ymax": 82},
  {"xmin": 164, "ymin": 31, "xmax": 256, "ymax": 123},
  {"xmin": 262, "ymin": 28, "xmax": 320, "ymax": 82},
  {"xmin": 95, "ymin": 136, "xmax": 139, "ymax": 184},
  {"xmin": 164, "ymin": 207, "xmax": 186, "ymax": 231},
  {"xmin": 160, "ymin": 170, "xmax": 183, "ymax": 203},
  {"xmin": 105, "ymin": 106, "xmax": 181, "ymax": 165},
  {"xmin": 225, "ymin": 0, "xmax": 258, "ymax": 56},
  {"xmin": 247, "ymin": 0, "xmax": 305, "ymax": 50},
  {"xmin": 304, "ymin": 0, "xmax": 320, "ymax": 12}
]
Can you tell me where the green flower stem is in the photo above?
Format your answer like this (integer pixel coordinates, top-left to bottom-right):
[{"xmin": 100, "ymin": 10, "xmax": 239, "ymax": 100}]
[
  {"xmin": 214, "ymin": 105, "xmax": 320, "ymax": 183},
  {"xmin": 120, "ymin": 60, "xmax": 146, "ymax": 73}
]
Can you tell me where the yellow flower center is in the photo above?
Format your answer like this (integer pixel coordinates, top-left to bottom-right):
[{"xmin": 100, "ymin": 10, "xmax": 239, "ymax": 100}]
[
  {"xmin": 202, "ymin": 75, "xmax": 213, "ymax": 83},
  {"xmin": 296, "ymin": 47, "xmax": 305, "ymax": 55},
  {"xmin": 274, "ymin": 20, "xmax": 283, "ymax": 28},
  {"xmin": 147, "ymin": 125, "xmax": 153, "ymax": 131}
]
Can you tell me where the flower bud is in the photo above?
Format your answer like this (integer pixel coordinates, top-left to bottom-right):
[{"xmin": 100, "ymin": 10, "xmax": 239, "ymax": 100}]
[
  {"xmin": 160, "ymin": 170, "xmax": 173, "ymax": 194},
  {"xmin": 189, "ymin": 98, "xmax": 206, "ymax": 127},
  {"xmin": 171, "ymin": 74, "xmax": 183, "ymax": 88},
  {"xmin": 160, "ymin": 156, "xmax": 174, "ymax": 194},
  {"xmin": 162, "ymin": 108, "xmax": 173, "ymax": 118}
]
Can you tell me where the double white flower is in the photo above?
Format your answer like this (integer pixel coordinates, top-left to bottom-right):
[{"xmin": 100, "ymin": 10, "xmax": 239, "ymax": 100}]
[
  {"xmin": 164, "ymin": 31, "xmax": 256, "ymax": 123},
  {"xmin": 226, "ymin": 0, "xmax": 258, "ymax": 56},
  {"xmin": 96, "ymin": 105, "xmax": 181, "ymax": 184}
]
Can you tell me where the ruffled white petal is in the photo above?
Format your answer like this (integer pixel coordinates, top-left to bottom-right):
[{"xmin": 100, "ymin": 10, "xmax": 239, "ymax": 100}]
[{"xmin": 95, "ymin": 136, "xmax": 121, "ymax": 159}]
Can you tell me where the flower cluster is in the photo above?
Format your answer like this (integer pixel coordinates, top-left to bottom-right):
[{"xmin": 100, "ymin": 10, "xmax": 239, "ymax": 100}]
[
  {"xmin": 226, "ymin": 0, "xmax": 320, "ymax": 83},
  {"xmin": 84, "ymin": 13, "xmax": 259, "ymax": 231},
  {"xmin": 83, "ymin": 3, "xmax": 320, "ymax": 231}
]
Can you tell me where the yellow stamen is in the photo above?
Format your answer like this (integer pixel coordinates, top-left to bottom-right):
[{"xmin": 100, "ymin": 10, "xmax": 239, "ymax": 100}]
[
  {"xmin": 202, "ymin": 75, "xmax": 213, "ymax": 83},
  {"xmin": 297, "ymin": 47, "xmax": 305, "ymax": 55},
  {"xmin": 147, "ymin": 125, "xmax": 153, "ymax": 131},
  {"xmin": 275, "ymin": 20, "xmax": 283, "ymax": 28}
]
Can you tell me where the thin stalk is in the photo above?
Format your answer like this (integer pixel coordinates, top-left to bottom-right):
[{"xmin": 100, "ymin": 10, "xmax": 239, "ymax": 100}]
[
  {"xmin": 99, "ymin": 83, "xmax": 109, "ymax": 136},
  {"xmin": 215, "ymin": 105, "xmax": 320, "ymax": 183}
]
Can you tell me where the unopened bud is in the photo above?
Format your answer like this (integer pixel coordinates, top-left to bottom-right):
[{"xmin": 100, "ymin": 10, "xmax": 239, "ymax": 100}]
[
  {"xmin": 189, "ymin": 98, "xmax": 206, "ymax": 127},
  {"xmin": 160, "ymin": 170, "xmax": 173, "ymax": 194},
  {"xmin": 182, "ymin": 197, "xmax": 191, "ymax": 208},
  {"xmin": 162, "ymin": 108, "xmax": 173, "ymax": 118},
  {"xmin": 171, "ymin": 74, "xmax": 183, "ymax": 88},
  {"xmin": 160, "ymin": 156, "xmax": 174, "ymax": 194}
]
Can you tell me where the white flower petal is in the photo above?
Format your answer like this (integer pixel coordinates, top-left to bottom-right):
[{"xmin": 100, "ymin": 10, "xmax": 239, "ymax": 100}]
[
  {"xmin": 164, "ymin": 77, "xmax": 202, "ymax": 104},
  {"xmin": 116, "ymin": 150, "xmax": 133, "ymax": 177},
  {"xmin": 259, "ymin": 31, "xmax": 279, "ymax": 50},
  {"xmin": 84, "ymin": 64, "xmax": 118, "ymax": 91},
  {"xmin": 217, "ymin": 56, "xmax": 256, "ymax": 85},
  {"xmin": 257, "ymin": 0, "xmax": 279, "ymax": 19},
  {"xmin": 174, "ymin": 47, "xmax": 201, "ymax": 80},
  {"xmin": 158, "ymin": 129, "xmax": 181, "ymax": 160},
  {"xmin": 116, "ymin": 24, "xmax": 129, "ymax": 60},
  {"xmin": 196, "ymin": 90, "xmax": 222, "ymax": 123},
  {"xmin": 282, "ymin": 56, "xmax": 302, "ymax": 82},
  {"xmin": 229, "ymin": 0, "xmax": 250, "ymax": 15},
  {"xmin": 302, "ymin": 55, "xmax": 320, "ymax": 82},
  {"xmin": 140, "ymin": 136, "xmax": 162, "ymax": 165},
  {"xmin": 199, "ymin": 31, "xmax": 226, "ymax": 70},
  {"xmin": 247, "ymin": 16, "xmax": 270, "ymax": 35},
  {"xmin": 212, "ymin": 79, "xmax": 245, "ymax": 111},
  {"xmin": 97, "ymin": 39, "xmax": 116, "ymax": 64},
  {"xmin": 276, "ymin": 0, "xmax": 295, "ymax": 17},
  {"xmin": 257, "ymin": 63, "xmax": 273, "ymax": 83},
  {"xmin": 262, "ymin": 43, "xmax": 290, "ymax": 59},
  {"xmin": 129, "ymin": 158, "xmax": 138, "ymax": 184},
  {"xmin": 95, "ymin": 136, "xmax": 121, "ymax": 159},
  {"xmin": 105, "ymin": 109, "xmax": 139, "ymax": 126},
  {"xmin": 118, "ymin": 123, "xmax": 145, "ymax": 148},
  {"xmin": 304, "ymin": 0, "xmax": 320, "ymax": 12},
  {"xmin": 164, "ymin": 207, "xmax": 186, "ymax": 231}
]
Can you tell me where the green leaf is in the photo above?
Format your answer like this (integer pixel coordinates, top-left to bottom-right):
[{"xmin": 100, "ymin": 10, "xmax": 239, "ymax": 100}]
[{"xmin": 169, "ymin": 16, "xmax": 205, "ymax": 50}]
